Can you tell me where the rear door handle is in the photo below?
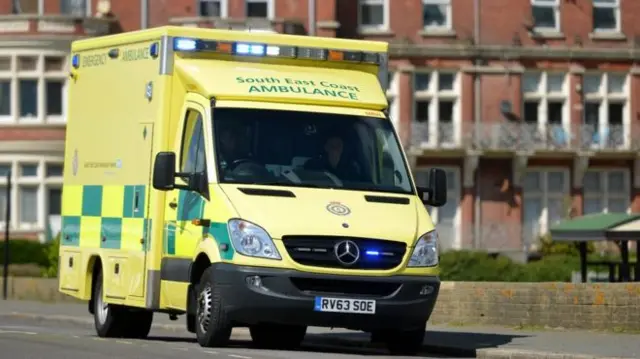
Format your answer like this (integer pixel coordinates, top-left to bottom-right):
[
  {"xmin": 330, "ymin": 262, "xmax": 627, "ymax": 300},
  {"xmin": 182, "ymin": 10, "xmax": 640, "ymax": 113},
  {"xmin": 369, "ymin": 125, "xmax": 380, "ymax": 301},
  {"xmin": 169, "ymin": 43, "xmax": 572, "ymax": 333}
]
[{"xmin": 169, "ymin": 201, "xmax": 177, "ymax": 209}]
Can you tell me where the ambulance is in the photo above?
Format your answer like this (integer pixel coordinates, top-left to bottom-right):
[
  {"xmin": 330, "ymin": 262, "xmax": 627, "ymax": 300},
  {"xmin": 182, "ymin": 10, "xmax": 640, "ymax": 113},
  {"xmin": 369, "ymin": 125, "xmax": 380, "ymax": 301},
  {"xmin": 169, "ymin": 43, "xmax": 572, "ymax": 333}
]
[{"xmin": 58, "ymin": 26, "xmax": 447, "ymax": 355}]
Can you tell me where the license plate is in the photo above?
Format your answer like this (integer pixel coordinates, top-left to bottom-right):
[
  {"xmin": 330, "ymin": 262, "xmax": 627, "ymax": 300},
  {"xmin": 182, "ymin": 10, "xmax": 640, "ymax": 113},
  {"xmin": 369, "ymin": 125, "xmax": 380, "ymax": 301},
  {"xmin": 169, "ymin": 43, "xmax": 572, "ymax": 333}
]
[{"xmin": 313, "ymin": 297, "xmax": 376, "ymax": 314}]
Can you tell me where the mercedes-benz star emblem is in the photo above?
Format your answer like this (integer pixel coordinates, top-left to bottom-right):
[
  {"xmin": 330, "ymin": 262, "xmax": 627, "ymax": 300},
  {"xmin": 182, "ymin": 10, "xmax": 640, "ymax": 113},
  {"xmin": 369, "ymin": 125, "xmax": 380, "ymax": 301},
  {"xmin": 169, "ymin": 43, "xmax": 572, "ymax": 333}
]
[{"xmin": 334, "ymin": 240, "xmax": 360, "ymax": 266}]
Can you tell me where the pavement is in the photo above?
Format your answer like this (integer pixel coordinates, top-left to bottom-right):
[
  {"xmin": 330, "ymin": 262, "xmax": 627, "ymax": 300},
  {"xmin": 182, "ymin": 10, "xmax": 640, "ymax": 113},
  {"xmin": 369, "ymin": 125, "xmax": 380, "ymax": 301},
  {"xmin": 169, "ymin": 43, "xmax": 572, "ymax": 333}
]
[{"xmin": 0, "ymin": 300, "xmax": 639, "ymax": 359}]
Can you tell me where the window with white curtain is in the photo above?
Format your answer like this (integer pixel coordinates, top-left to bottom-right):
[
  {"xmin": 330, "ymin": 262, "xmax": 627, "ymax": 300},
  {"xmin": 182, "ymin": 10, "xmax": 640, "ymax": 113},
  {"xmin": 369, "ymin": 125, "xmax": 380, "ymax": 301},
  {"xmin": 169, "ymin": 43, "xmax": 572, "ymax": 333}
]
[
  {"xmin": 583, "ymin": 169, "xmax": 629, "ymax": 214},
  {"xmin": 522, "ymin": 169, "xmax": 569, "ymax": 243},
  {"xmin": 414, "ymin": 167, "xmax": 460, "ymax": 251}
]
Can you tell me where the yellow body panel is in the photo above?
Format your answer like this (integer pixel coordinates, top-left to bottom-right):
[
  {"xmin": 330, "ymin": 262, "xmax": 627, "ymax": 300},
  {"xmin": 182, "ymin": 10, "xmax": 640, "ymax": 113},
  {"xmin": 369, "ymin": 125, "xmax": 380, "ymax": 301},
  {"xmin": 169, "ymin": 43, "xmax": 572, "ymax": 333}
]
[{"xmin": 59, "ymin": 26, "xmax": 437, "ymax": 316}]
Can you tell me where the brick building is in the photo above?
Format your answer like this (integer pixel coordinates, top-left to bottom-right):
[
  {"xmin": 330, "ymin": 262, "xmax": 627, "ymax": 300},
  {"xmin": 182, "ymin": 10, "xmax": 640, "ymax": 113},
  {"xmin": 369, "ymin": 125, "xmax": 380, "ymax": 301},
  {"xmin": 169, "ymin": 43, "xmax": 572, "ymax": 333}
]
[{"xmin": 1, "ymin": 0, "xmax": 639, "ymax": 260}]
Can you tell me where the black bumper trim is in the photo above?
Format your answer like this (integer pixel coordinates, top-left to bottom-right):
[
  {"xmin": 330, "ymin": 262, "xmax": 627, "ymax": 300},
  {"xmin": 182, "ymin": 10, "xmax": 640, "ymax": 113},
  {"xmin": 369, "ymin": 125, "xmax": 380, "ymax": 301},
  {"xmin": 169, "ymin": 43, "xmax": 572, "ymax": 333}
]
[{"xmin": 209, "ymin": 263, "xmax": 440, "ymax": 331}]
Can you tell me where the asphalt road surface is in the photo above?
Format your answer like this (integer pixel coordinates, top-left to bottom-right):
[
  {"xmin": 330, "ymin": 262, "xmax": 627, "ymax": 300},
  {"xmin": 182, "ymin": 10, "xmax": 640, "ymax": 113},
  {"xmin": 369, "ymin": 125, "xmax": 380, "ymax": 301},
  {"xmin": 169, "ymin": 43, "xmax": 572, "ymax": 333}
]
[{"xmin": 0, "ymin": 317, "xmax": 462, "ymax": 359}]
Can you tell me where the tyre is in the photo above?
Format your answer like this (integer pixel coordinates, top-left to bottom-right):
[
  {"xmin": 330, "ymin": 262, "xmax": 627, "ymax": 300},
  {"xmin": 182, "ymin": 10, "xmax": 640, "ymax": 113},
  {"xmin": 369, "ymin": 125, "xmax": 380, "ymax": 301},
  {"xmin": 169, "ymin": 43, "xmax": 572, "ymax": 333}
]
[
  {"xmin": 93, "ymin": 270, "xmax": 126, "ymax": 337},
  {"xmin": 384, "ymin": 327, "xmax": 425, "ymax": 356},
  {"xmin": 249, "ymin": 323, "xmax": 307, "ymax": 350},
  {"xmin": 194, "ymin": 266, "xmax": 232, "ymax": 347},
  {"xmin": 121, "ymin": 310, "xmax": 153, "ymax": 339}
]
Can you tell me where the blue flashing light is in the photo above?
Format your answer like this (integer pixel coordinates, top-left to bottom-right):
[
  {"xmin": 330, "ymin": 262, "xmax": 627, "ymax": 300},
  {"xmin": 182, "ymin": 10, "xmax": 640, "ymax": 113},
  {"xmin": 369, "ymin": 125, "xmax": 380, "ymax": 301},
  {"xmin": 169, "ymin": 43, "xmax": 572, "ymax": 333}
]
[
  {"xmin": 173, "ymin": 38, "xmax": 198, "ymax": 52},
  {"xmin": 150, "ymin": 42, "xmax": 159, "ymax": 58},
  {"xmin": 71, "ymin": 54, "xmax": 79, "ymax": 69},
  {"xmin": 365, "ymin": 250, "xmax": 380, "ymax": 256},
  {"xmin": 235, "ymin": 42, "xmax": 266, "ymax": 56}
]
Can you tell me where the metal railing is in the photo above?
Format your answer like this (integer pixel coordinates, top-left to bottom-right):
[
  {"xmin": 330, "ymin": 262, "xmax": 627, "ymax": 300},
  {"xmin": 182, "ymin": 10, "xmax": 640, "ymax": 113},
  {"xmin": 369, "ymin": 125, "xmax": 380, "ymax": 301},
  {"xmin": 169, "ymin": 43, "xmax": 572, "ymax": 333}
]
[{"xmin": 410, "ymin": 122, "xmax": 635, "ymax": 152}]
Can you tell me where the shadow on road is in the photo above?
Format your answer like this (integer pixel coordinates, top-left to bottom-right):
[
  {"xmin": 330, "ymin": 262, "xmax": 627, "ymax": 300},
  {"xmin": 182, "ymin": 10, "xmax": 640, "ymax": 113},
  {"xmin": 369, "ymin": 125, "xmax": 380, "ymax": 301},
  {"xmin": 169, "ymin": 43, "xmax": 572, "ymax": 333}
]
[{"xmin": 146, "ymin": 329, "xmax": 529, "ymax": 357}]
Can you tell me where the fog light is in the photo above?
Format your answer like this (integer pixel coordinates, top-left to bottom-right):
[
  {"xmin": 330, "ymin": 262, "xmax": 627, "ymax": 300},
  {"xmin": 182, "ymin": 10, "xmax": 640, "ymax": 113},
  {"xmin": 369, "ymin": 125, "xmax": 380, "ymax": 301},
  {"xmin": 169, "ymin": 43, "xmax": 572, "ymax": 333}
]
[
  {"xmin": 420, "ymin": 285, "xmax": 434, "ymax": 296},
  {"xmin": 246, "ymin": 275, "xmax": 263, "ymax": 288}
]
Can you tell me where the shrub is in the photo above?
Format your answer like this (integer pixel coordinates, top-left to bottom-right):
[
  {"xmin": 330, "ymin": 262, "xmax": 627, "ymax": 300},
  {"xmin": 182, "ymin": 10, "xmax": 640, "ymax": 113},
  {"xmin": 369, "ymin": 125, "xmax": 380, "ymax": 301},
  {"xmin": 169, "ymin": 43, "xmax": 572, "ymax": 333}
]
[
  {"xmin": 0, "ymin": 239, "xmax": 49, "ymax": 267},
  {"xmin": 41, "ymin": 234, "xmax": 60, "ymax": 278},
  {"xmin": 438, "ymin": 250, "xmax": 583, "ymax": 282}
]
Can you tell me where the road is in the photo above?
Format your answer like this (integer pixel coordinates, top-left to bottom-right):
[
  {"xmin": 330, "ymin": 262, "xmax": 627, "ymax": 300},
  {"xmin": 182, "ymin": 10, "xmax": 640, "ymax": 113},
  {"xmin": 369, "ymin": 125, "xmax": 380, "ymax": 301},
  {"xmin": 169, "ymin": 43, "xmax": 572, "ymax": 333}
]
[{"xmin": 0, "ymin": 316, "xmax": 461, "ymax": 359}]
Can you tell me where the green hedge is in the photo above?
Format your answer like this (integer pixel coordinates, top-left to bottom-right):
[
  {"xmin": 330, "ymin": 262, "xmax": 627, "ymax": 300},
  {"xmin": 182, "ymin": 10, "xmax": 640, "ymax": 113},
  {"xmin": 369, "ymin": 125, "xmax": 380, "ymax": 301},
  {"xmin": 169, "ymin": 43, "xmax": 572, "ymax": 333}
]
[{"xmin": 0, "ymin": 239, "xmax": 50, "ymax": 267}]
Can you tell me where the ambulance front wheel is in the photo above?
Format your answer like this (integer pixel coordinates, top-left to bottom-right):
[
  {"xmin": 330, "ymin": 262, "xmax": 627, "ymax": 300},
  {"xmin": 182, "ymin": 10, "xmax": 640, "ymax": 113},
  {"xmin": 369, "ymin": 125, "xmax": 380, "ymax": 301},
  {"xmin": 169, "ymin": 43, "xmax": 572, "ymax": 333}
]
[{"xmin": 195, "ymin": 266, "xmax": 233, "ymax": 347}]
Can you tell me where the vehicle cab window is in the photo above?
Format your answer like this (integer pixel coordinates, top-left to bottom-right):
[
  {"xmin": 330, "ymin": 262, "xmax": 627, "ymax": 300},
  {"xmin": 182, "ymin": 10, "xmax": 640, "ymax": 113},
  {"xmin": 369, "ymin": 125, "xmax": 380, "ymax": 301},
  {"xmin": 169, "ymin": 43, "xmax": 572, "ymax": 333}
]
[{"xmin": 180, "ymin": 109, "xmax": 207, "ymax": 174}]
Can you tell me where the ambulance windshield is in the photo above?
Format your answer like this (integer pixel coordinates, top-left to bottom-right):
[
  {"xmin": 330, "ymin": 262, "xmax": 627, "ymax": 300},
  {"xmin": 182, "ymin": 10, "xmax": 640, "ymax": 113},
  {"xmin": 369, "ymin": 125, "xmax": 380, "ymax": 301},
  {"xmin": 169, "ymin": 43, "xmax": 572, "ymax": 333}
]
[{"xmin": 213, "ymin": 108, "xmax": 414, "ymax": 195}]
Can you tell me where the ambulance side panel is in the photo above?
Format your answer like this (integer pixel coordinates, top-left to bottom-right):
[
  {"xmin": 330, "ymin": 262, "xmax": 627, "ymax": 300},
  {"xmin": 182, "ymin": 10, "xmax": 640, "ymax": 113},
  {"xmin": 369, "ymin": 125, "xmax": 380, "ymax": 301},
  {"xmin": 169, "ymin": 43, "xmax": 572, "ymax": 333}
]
[{"xmin": 59, "ymin": 38, "xmax": 169, "ymax": 308}]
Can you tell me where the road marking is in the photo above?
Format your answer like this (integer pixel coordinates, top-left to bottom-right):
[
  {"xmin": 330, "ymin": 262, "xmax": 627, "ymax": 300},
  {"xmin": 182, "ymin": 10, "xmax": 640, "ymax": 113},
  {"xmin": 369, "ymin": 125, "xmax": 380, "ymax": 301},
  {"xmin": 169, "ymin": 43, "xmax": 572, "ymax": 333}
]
[
  {"xmin": 0, "ymin": 330, "xmax": 37, "ymax": 335},
  {"xmin": 71, "ymin": 335, "xmax": 79, "ymax": 338},
  {"xmin": 93, "ymin": 337, "xmax": 106, "ymax": 341},
  {"xmin": 203, "ymin": 350, "xmax": 219, "ymax": 355},
  {"xmin": 173, "ymin": 347, "xmax": 189, "ymax": 351},
  {"xmin": 115, "ymin": 340, "xmax": 133, "ymax": 344},
  {"xmin": 228, "ymin": 355, "xmax": 251, "ymax": 359}
]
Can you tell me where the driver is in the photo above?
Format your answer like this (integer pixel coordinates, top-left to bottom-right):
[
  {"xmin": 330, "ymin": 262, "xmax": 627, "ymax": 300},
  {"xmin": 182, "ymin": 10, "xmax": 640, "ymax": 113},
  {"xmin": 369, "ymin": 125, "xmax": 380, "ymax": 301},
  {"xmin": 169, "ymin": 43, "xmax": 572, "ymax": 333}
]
[
  {"xmin": 218, "ymin": 123, "xmax": 250, "ymax": 166},
  {"xmin": 304, "ymin": 129, "xmax": 363, "ymax": 181}
]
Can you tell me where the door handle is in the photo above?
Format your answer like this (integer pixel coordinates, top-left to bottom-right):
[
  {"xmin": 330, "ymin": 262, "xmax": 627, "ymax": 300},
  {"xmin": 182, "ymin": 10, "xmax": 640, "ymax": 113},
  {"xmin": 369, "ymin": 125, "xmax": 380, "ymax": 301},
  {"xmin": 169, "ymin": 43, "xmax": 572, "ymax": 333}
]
[{"xmin": 169, "ymin": 201, "xmax": 177, "ymax": 209}]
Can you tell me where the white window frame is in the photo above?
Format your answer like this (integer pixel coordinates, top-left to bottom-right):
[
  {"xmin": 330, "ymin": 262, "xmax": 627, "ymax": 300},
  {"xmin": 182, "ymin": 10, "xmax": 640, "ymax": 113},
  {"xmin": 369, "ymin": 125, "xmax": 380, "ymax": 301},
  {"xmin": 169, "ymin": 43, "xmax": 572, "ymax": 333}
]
[
  {"xmin": 197, "ymin": 0, "xmax": 229, "ymax": 17},
  {"xmin": 0, "ymin": 156, "xmax": 64, "ymax": 240},
  {"xmin": 357, "ymin": 0, "xmax": 390, "ymax": 32},
  {"xmin": 245, "ymin": 0, "xmax": 275, "ymax": 19},
  {"xmin": 415, "ymin": 166, "xmax": 461, "ymax": 250},
  {"xmin": 522, "ymin": 168, "xmax": 571, "ymax": 238},
  {"xmin": 582, "ymin": 72, "xmax": 630, "ymax": 150},
  {"xmin": 422, "ymin": 0, "xmax": 452, "ymax": 31},
  {"xmin": 0, "ymin": 50, "xmax": 69, "ymax": 125},
  {"xmin": 531, "ymin": 0, "xmax": 561, "ymax": 32},
  {"xmin": 522, "ymin": 71, "xmax": 570, "ymax": 149},
  {"xmin": 583, "ymin": 168, "xmax": 630, "ymax": 214},
  {"xmin": 412, "ymin": 70, "xmax": 461, "ymax": 148},
  {"xmin": 592, "ymin": 0, "xmax": 621, "ymax": 33},
  {"xmin": 386, "ymin": 70, "xmax": 399, "ymax": 129}
]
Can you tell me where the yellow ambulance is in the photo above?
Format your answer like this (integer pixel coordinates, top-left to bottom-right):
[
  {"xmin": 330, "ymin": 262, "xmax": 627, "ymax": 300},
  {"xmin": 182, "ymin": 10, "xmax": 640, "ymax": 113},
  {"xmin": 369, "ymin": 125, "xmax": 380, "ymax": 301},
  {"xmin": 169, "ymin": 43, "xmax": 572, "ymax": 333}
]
[{"xmin": 58, "ymin": 26, "xmax": 447, "ymax": 355}]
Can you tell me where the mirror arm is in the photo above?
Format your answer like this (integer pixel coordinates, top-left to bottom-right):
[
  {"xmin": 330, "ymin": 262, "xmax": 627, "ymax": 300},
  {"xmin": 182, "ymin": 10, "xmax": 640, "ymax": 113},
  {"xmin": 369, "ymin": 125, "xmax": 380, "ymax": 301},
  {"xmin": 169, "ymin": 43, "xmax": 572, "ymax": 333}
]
[{"xmin": 173, "ymin": 183, "xmax": 191, "ymax": 190}]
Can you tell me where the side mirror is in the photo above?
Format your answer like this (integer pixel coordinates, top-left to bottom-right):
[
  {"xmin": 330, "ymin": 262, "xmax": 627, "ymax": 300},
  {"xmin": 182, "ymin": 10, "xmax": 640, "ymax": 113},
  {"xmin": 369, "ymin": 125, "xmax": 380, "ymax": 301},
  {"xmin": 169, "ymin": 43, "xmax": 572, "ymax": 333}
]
[
  {"xmin": 417, "ymin": 168, "xmax": 447, "ymax": 207},
  {"xmin": 153, "ymin": 152, "xmax": 177, "ymax": 191}
]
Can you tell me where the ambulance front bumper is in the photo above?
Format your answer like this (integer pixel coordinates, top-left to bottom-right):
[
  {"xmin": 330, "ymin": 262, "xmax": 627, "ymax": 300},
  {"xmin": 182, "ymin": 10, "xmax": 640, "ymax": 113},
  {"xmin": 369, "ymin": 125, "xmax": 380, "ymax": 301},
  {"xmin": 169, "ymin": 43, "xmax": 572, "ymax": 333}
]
[{"xmin": 209, "ymin": 263, "xmax": 440, "ymax": 331}]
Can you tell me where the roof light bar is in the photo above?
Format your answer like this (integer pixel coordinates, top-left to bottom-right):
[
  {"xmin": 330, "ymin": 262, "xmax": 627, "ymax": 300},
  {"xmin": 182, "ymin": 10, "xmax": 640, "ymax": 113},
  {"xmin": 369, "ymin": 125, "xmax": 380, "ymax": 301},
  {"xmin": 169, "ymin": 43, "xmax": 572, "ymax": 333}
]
[{"xmin": 171, "ymin": 37, "xmax": 382, "ymax": 65}]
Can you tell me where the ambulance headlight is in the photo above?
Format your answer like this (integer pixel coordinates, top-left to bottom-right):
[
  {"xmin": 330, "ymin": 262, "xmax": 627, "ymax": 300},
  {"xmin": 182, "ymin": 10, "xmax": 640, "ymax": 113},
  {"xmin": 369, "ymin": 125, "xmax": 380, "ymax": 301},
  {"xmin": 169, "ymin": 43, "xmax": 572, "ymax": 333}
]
[
  {"xmin": 408, "ymin": 230, "xmax": 439, "ymax": 267},
  {"xmin": 228, "ymin": 219, "xmax": 281, "ymax": 260}
]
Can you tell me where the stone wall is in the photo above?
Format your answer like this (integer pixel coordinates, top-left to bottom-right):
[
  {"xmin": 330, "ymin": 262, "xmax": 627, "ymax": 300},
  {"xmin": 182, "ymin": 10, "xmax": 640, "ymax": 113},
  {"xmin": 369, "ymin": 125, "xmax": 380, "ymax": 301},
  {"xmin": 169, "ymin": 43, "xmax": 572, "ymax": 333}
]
[
  {"xmin": 431, "ymin": 281, "xmax": 640, "ymax": 331},
  {"xmin": 2, "ymin": 277, "xmax": 639, "ymax": 331}
]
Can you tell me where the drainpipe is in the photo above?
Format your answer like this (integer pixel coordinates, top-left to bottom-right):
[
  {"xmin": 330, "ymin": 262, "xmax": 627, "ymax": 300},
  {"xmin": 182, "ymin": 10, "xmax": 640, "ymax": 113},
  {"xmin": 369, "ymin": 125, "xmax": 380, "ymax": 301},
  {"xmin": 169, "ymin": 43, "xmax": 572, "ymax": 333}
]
[
  {"xmin": 473, "ymin": 0, "xmax": 482, "ymax": 249},
  {"xmin": 141, "ymin": 0, "xmax": 149, "ymax": 29},
  {"xmin": 308, "ymin": 0, "xmax": 316, "ymax": 36}
]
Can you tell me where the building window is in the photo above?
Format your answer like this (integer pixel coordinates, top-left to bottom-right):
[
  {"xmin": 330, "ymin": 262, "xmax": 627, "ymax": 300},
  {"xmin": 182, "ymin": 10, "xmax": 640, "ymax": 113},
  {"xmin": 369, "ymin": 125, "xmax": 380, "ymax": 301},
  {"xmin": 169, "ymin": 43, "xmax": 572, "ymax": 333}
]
[
  {"xmin": 358, "ymin": 0, "xmax": 388, "ymax": 31},
  {"xmin": 246, "ymin": 0, "xmax": 273, "ymax": 18},
  {"xmin": 593, "ymin": 0, "xmax": 620, "ymax": 33},
  {"xmin": 0, "ymin": 53, "xmax": 68, "ymax": 124},
  {"xmin": 415, "ymin": 167, "xmax": 461, "ymax": 251},
  {"xmin": 582, "ymin": 72, "xmax": 628, "ymax": 150},
  {"xmin": 386, "ymin": 70, "xmax": 399, "ymax": 128},
  {"xmin": 412, "ymin": 71, "xmax": 460, "ymax": 147},
  {"xmin": 0, "ymin": 160, "xmax": 64, "ymax": 234},
  {"xmin": 531, "ymin": 0, "xmax": 560, "ymax": 32},
  {"xmin": 523, "ymin": 169, "xmax": 569, "ymax": 243},
  {"xmin": 522, "ymin": 71, "xmax": 568, "ymax": 149},
  {"xmin": 584, "ymin": 170, "xmax": 629, "ymax": 214},
  {"xmin": 60, "ymin": 0, "xmax": 88, "ymax": 16},
  {"xmin": 198, "ymin": 0, "xmax": 227, "ymax": 17},
  {"xmin": 422, "ymin": 0, "xmax": 452, "ymax": 30}
]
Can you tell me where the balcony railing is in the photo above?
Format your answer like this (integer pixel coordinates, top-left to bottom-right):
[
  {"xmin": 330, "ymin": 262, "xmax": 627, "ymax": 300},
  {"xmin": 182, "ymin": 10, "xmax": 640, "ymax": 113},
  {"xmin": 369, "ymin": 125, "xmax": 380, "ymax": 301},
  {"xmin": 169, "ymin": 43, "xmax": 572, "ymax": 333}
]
[
  {"xmin": 410, "ymin": 121, "xmax": 636, "ymax": 153},
  {"xmin": 410, "ymin": 122, "xmax": 459, "ymax": 149},
  {"xmin": 169, "ymin": 17, "xmax": 306, "ymax": 35}
]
